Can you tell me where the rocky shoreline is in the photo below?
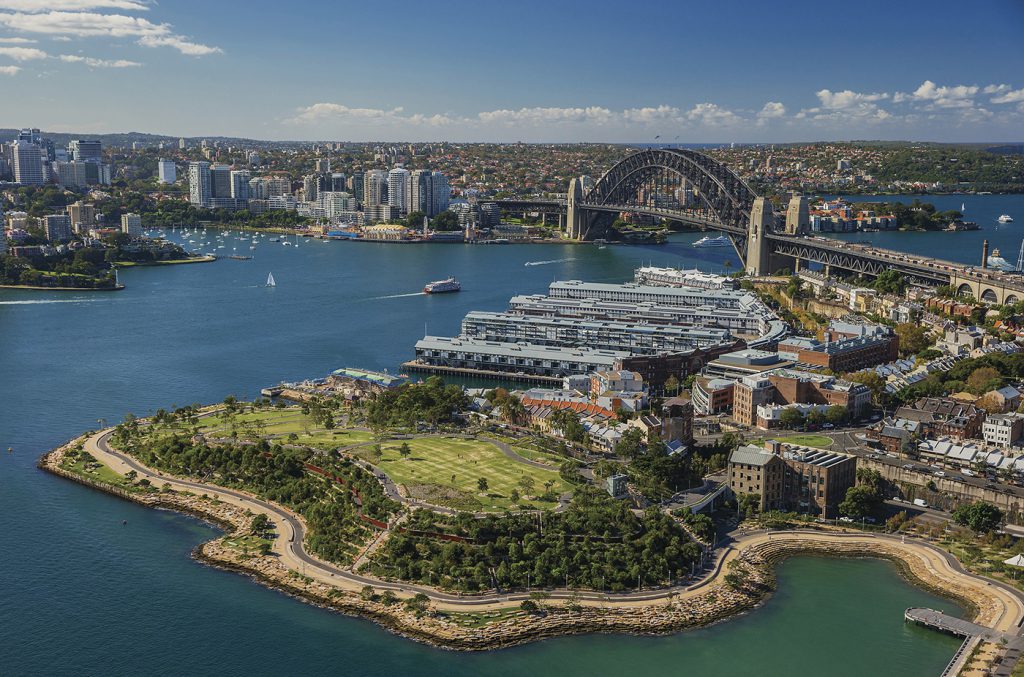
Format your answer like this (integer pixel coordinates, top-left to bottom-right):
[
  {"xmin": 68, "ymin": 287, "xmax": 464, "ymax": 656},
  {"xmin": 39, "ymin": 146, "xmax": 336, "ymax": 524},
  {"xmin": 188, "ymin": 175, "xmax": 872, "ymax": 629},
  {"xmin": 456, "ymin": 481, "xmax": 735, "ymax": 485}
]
[{"xmin": 39, "ymin": 437, "xmax": 996, "ymax": 652}]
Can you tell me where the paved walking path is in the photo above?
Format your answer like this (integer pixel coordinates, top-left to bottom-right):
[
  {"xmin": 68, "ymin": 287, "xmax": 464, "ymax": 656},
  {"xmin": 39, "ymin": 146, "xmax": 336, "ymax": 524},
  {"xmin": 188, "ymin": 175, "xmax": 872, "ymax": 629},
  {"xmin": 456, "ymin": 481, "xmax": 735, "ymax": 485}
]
[{"xmin": 81, "ymin": 428, "xmax": 1024, "ymax": 622}]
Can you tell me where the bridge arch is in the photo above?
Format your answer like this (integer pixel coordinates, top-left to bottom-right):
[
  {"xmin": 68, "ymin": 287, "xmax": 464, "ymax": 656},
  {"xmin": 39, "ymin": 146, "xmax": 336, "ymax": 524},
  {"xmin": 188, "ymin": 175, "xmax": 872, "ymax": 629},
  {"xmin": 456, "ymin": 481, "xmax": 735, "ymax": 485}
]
[
  {"xmin": 956, "ymin": 283, "xmax": 974, "ymax": 298},
  {"xmin": 981, "ymin": 288, "xmax": 999, "ymax": 303},
  {"xmin": 1007, "ymin": 295, "xmax": 1019, "ymax": 305},
  {"xmin": 579, "ymin": 149, "xmax": 759, "ymax": 240}
]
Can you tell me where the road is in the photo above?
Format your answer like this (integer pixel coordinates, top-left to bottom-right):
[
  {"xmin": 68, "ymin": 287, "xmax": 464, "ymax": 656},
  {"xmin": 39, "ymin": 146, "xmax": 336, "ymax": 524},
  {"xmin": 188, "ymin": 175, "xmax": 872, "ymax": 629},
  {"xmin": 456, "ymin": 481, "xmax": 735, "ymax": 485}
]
[{"xmin": 81, "ymin": 428, "xmax": 1024, "ymax": 624}]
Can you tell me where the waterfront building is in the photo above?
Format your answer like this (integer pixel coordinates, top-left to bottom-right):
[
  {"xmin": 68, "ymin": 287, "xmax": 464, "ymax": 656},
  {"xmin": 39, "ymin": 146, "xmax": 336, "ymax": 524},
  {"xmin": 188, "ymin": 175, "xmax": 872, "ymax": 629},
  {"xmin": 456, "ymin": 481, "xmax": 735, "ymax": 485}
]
[
  {"xmin": 387, "ymin": 167, "xmax": 411, "ymax": 215},
  {"xmin": 634, "ymin": 266, "xmax": 738, "ymax": 290},
  {"xmin": 66, "ymin": 202, "xmax": 95, "ymax": 234},
  {"xmin": 43, "ymin": 214, "xmax": 72, "ymax": 242},
  {"xmin": 210, "ymin": 165, "xmax": 232, "ymax": 200},
  {"xmin": 188, "ymin": 161, "xmax": 212, "ymax": 207},
  {"xmin": 11, "ymin": 140, "xmax": 45, "ymax": 186},
  {"xmin": 120, "ymin": 212, "xmax": 142, "ymax": 237},
  {"xmin": 548, "ymin": 280, "xmax": 748, "ymax": 308},
  {"xmin": 459, "ymin": 310, "xmax": 732, "ymax": 354},
  {"xmin": 729, "ymin": 440, "xmax": 856, "ymax": 517},
  {"xmin": 158, "ymin": 159, "xmax": 176, "ymax": 184},
  {"xmin": 363, "ymin": 204, "xmax": 399, "ymax": 225},
  {"xmin": 412, "ymin": 336, "xmax": 628, "ymax": 378}
]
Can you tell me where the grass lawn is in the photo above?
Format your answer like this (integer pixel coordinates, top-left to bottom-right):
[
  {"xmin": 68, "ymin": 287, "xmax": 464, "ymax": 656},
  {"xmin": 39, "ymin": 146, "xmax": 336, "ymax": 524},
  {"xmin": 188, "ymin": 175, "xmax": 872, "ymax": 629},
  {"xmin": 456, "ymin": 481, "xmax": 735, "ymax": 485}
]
[
  {"xmin": 64, "ymin": 453, "xmax": 143, "ymax": 492},
  {"xmin": 765, "ymin": 434, "xmax": 834, "ymax": 449},
  {"xmin": 376, "ymin": 437, "xmax": 569, "ymax": 512},
  {"xmin": 509, "ymin": 443, "xmax": 562, "ymax": 467}
]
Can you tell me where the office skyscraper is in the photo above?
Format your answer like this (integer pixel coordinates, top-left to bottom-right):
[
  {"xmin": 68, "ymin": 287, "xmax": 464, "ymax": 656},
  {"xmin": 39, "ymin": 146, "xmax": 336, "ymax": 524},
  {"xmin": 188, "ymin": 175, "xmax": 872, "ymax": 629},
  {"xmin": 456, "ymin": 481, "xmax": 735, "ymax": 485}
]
[
  {"xmin": 11, "ymin": 140, "xmax": 45, "ymax": 186},
  {"xmin": 68, "ymin": 140, "xmax": 102, "ymax": 162}
]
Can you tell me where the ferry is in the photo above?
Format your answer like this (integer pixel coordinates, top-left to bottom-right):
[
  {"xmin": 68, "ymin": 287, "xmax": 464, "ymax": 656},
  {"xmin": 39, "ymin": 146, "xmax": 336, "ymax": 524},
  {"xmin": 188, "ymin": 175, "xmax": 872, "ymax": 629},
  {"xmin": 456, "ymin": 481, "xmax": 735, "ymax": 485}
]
[
  {"xmin": 423, "ymin": 277, "xmax": 461, "ymax": 294},
  {"xmin": 987, "ymin": 248, "xmax": 1017, "ymax": 272},
  {"xmin": 692, "ymin": 235, "xmax": 731, "ymax": 248},
  {"xmin": 999, "ymin": 214, "xmax": 1014, "ymax": 224}
]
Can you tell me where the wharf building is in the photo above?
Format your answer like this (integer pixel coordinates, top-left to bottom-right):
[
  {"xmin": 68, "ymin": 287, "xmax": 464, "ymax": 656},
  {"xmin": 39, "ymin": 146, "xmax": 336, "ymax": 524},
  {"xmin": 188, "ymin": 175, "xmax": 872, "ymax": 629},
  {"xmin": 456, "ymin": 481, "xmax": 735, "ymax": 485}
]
[
  {"xmin": 732, "ymin": 368, "xmax": 871, "ymax": 429},
  {"xmin": 412, "ymin": 336, "xmax": 628, "ymax": 380},
  {"xmin": 728, "ymin": 440, "xmax": 856, "ymax": 517},
  {"xmin": 548, "ymin": 280, "xmax": 749, "ymax": 308},
  {"xmin": 460, "ymin": 310, "xmax": 732, "ymax": 354},
  {"xmin": 633, "ymin": 266, "xmax": 738, "ymax": 290}
]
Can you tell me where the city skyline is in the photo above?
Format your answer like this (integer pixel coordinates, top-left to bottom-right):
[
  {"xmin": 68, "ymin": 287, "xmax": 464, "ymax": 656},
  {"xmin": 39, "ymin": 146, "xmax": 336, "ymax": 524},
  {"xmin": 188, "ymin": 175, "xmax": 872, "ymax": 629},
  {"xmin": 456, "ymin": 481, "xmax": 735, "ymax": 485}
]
[{"xmin": 0, "ymin": 0, "xmax": 1021, "ymax": 142}]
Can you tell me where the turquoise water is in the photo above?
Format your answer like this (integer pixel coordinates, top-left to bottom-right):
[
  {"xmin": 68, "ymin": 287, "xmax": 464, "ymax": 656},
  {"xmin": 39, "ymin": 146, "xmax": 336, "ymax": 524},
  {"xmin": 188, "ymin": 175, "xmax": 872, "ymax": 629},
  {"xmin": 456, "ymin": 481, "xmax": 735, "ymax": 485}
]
[{"xmin": 3, "ymin": 208, "xmax": 1004, "ymax": 674}]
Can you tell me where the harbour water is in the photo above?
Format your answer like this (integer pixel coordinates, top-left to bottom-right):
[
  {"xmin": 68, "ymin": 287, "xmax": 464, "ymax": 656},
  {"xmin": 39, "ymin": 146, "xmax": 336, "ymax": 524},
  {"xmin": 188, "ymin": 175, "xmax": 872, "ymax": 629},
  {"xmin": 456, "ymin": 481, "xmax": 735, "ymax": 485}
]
[{"xmin": 3, "ymin": 209, "xmax": 1005, "ymax": 674}]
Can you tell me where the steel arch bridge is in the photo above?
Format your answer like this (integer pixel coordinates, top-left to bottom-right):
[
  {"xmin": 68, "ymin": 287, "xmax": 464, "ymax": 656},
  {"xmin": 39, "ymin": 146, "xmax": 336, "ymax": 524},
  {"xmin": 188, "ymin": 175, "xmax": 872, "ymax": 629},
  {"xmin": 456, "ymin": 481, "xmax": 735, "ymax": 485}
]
[{"xmin": 570, "ymin": 148, "xmax": 759, "ymax": 252}]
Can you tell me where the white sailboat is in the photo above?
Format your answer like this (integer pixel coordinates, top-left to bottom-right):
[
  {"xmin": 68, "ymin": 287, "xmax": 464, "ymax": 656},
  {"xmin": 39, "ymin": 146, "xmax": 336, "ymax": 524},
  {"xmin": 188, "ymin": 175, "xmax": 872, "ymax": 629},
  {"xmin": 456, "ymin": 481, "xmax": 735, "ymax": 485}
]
[{"xmin": 266, "ymin": 272, "xmax": 276, "ymax": 287}]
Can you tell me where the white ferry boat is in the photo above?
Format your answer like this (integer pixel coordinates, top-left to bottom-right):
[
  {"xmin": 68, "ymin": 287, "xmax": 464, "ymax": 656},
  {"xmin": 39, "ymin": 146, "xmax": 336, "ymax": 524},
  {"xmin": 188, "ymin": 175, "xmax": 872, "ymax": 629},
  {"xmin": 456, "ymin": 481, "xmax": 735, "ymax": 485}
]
[
  {"xmin": 423, "ymin": 277, "xmax": 461, "ymax": 294},
  {"xmin": 692, "ymin": 235, "xmax": 731, "ymax": 248},
  {"xmin": 998, "ymin": 214, "xmax": 1014, "ymax": 223}
]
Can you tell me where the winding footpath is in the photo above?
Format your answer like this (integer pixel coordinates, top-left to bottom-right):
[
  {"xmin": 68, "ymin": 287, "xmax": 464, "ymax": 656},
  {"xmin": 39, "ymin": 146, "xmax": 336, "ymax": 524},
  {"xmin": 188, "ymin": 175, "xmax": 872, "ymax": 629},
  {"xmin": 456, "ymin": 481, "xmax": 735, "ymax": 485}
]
[{"xmin": 81, "ymin": 428, "xmax": 1024, "ymax": 629}]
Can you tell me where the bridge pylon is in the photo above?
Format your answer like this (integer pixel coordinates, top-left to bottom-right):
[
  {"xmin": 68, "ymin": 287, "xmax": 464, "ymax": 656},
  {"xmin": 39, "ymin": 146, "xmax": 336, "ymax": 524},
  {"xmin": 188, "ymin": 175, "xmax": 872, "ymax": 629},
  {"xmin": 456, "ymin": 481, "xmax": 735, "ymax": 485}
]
[
  {"xmin": 746, "ymin": 197, "xmax": 774, "ymax": 276},
  {"xmin": 566, "ymin": 177, "xmax": 583, "ymax": 239}
]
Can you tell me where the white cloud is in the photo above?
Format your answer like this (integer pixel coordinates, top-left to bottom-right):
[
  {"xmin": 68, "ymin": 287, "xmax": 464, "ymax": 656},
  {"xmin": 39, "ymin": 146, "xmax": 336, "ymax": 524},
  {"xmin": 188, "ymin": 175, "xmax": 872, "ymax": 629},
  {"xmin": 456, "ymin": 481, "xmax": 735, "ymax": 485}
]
[
  {"xmin": 622, "ymin": 105, "xmax": 682, "ymax": 124},
  {"xmin": 757, "ymin": 101, "xmax": 787, "ymax": 119},
  {"xmin": 902, "ymin": 80, "xmax": 979, "ymax": 108},
  {"xmin": 0, "ymin": 35, "xmax": 34, "ymax": 41},
  {"xmin": 0, "ymin": 1, "xmax": 149, "ymax": 9},
  {"xmin": 59, "ymin": 52, "xmax": 138, "ymax": 66},
  {"xmin": 0, "ymin": 10, "xmax": 221, "ymax": 55},
  {"xmin": 0, "ymin": 43, "xmax": 44, "ymax": 58},
  {"xmin": 286, "ymin": 103, "xmax": 409, "ymax": 125},
  {"xmin": 684, "ymin": 102, "xmax": 742, "ymax": 126},
  {"xmin": 137, "ymin": 34, "xmax": 220, "ymax": 56},
  {"xmin": 0, "ymin": 63, "xmax": 18, "ymax": 73},
  {"xmin": 477, "ymin": 106, "xmax": 615, "ymax": 125},
  {"xmin": 815, "ymin": 88, "xmax": 889, "ymax": 109},
  {"xmin": 991, "ymin": 87, "xmax": 1024, "ymax": 104}
]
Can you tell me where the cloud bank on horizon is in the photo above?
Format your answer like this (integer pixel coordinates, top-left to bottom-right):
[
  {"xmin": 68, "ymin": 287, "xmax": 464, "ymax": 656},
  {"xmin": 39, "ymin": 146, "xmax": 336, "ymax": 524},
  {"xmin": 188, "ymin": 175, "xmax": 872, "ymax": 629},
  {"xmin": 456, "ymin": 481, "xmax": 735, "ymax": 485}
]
[{"xmin": 282, "ymin": 80, "xmax": 1024, "ymax": 142}]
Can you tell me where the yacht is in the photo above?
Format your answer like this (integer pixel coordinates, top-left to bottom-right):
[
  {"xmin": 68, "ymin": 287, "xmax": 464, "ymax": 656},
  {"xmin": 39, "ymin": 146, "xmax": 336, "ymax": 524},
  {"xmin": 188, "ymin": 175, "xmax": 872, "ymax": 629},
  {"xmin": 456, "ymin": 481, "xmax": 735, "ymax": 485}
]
[
  {"xmin": 998, "ymin": 214, "xmax": 1014, "ymax": 224},
  {"xmin": 423, "ymin": 277, "xmax": 461, "ymax": 294}
]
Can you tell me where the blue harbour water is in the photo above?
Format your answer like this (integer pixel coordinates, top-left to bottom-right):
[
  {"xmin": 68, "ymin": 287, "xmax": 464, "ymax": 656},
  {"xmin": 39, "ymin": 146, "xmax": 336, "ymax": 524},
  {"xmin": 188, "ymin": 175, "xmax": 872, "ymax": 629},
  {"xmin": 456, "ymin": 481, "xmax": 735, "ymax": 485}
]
[{"xmin": 6, "ymin": 198, "xmax": 1020, "ymax": 674}]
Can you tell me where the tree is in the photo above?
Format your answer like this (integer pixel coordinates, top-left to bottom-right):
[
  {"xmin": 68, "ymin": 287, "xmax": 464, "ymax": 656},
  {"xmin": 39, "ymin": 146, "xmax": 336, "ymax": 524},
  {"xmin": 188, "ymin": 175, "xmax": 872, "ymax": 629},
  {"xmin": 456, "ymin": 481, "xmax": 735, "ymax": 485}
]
[
  {"xmin": 399, "ymin": 442, "xmax": 411, "ymax": 459},
  {"xmin": 518, "ymin": 475, "xmax": 536, "ymax": 496},
  {"xmin": 952, "ymin": 501, "xmax": 1004, "ymax": 533},
  {"xmin": 430, "ymin": 210, "xmax": 460, "ymax": 231},
  {"xmin": 839, "ymin": 485, "xmax": 882, "ymax": 519},
  {"xmin": 614, "ymin": 427, "xmax": 645, "ymax": 459},
  {"xmin": 477, "ymin": 477, "xmax": 489, "ymax": 492},
  {"xmin": 966, "ymin": 366, "xmax": 1003, "ymax": 395},
  {"xmin": 404, "ymin": 210, "xmax": 427, "ymax": 229},
  {"xmin": 251, "ymin": 513, "xmax": 272, "ymax": 537},
  {"xmin": 894, "ymin": 323, "xmax": 932, "ymax": 357},
  {"xmin": 825, "ymin": 405, "xmax": 849, "ymax": 426},
  {"xmin": 664, "ymin": 374, "xmax": 681, "ymax": 396},
  {"xmin": 509, "ymin": 488, "xmax": 520, "ymax": 503},
  {"xmin": 779, "ymin": 408, "xmax": 805, "ymax": 430},
  {"xmin": 520, "ymin": 599, "xmax": 539, "ymax": 613}
]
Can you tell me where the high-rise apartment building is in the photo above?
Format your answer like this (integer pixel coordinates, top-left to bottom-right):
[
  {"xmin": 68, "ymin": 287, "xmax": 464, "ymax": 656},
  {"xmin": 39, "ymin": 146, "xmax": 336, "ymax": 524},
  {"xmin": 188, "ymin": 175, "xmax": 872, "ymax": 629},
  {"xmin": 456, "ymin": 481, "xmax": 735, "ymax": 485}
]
[
  {"xmin": 66, "ymin": 201, "xmax": 96, "ymax": 233},
  {"xmin": 121, "ymin": 212, "xmax": 142, "ymax": 237},
  {"xmin": 363, "ymin": 170, "xmax": 387, "ymax": 207},
  {"xmin": 158, "ymin": 159, "xmax": 176, "ymax": 184},
  {"xmin": 188, "ymin": 161, "xmax": 212, "ymax": 207},
  {"xmin": 387, "ymin": 167, "xmax": 410, "ymax": 215},
  {"xmin": 43, "ymin": 214, "xmax": 72, "ymax": 242},
  {"xmin": 348, "ymin": 171, "xmax": 365, "ymax": 204},
  {"xmin": 209, "ymin": 165, "xmax": 232, "ymax": 199},
  {"xmin": 230, "ymin": 170, "xmax": 251, "ymax": 200}
]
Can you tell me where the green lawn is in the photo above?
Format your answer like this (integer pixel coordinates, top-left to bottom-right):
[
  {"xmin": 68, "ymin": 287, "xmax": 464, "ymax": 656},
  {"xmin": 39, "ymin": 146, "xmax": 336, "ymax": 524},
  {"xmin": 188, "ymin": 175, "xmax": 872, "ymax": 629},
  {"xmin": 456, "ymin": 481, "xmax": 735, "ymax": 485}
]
[
  {"xmin": 376, "ymin": 437, "xmax": 569, "ymax": 512},
  {"xmin": 156, "ymin": 408, "xmax": 374, "ymax": 449}
]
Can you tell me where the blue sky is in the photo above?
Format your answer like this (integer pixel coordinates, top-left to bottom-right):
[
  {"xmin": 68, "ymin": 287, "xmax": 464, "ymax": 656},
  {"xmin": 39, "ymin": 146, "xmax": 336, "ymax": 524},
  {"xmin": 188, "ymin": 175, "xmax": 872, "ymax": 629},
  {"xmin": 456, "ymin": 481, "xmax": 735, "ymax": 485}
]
[{"xmin": 1, "ymin": 0, "xmax": 1023, "ymax": 142}]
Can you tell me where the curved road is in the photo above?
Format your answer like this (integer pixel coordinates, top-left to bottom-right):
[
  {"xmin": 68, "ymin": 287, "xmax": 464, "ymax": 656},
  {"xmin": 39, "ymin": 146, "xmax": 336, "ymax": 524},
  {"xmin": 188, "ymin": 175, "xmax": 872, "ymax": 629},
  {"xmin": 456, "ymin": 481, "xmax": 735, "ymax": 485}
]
[{"xmin": 83, "ymin": 429, "xmax": 1024, "ymax": 623}]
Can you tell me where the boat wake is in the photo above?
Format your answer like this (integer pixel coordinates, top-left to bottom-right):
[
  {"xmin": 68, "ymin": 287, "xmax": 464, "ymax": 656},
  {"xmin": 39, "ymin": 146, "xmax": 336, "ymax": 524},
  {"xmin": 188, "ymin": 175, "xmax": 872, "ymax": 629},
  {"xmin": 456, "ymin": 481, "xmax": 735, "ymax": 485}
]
[
  {"xmin": 524, "ymin": 257, "xmax": 577, "ymax": 267},
  {"xmin": 366, "ymin": 291, "xmax": 426, "ymax": 300},
  {"xmin": 0, "ymin": 298, "xmax": 98, "ymax": 305}
]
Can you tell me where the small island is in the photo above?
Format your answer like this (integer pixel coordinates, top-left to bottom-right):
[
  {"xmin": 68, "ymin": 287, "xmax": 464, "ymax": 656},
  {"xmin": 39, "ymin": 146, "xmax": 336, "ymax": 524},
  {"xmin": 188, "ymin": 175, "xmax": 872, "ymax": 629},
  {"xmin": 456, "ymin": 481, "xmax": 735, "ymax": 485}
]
[{"xmin": 40, "ymin": 376, "xmax": 1024, "ymax": 650}]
